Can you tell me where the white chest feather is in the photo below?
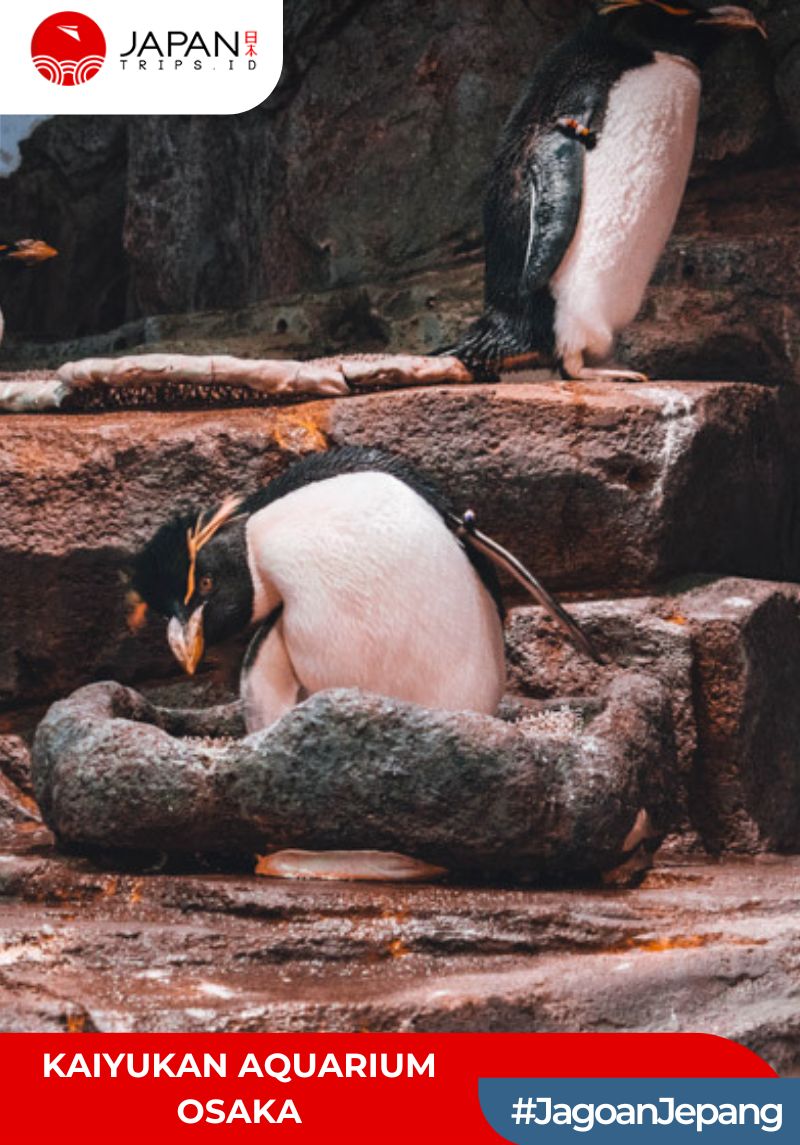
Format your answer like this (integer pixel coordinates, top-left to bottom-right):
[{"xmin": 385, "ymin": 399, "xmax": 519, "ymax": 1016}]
[
  {"xmin": 244, "ymin": 472, "xmax": 506, "ymax": 721},
  {"xmin": 550, "ymin": 53, "xmax": 701, "ymax": 360}
]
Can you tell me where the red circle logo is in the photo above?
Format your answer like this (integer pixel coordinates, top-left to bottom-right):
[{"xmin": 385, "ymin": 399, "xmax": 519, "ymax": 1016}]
[{"xmin": 31, "ymin": 11, "xmax": 106, "ymax": 86}]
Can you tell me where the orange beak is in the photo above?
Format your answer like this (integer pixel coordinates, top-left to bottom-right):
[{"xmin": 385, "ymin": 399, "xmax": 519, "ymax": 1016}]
[
  {"xmin": 2, "ymin": 239, "xmax": 59, "ymax": 265},
  {"xmin": 167, "ymin": 608, "xmax": 206, "ymax": 676}
]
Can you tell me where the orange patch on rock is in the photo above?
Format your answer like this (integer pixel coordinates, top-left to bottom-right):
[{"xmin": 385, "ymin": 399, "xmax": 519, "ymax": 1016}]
[
  {"xmin": 273, "ymin": 409, "xmax": 329, "ymax": 454},
  {"xmin": 634, "ymin": 934, "xmax": 712, "ymax": 953}
]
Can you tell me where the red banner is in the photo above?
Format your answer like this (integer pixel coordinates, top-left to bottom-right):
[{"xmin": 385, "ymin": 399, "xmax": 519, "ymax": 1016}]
[{"xmin": 0, "ymin": 1033, "xmax": 776, "ymax": 1143}]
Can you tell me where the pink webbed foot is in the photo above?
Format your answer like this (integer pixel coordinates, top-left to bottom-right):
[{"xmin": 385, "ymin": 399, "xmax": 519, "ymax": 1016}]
[
  {"xmin": 255, "ymin": 850, "xmax": 447, "ymax": 883},
  {"xmin": 561, "ymin": 352, "xmax": 649, "ymax": 385}
]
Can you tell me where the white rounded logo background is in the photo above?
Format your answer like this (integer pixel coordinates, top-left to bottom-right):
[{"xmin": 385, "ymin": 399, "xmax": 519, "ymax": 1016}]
[{"xmin": 2, "ymin": 1, "xmax": 283, "ymax": 114}]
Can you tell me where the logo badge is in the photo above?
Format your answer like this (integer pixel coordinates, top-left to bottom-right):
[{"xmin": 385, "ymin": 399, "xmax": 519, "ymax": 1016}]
[{"xmin": 31, "ymin": 10, "xmax": 106, "ymax": 86}]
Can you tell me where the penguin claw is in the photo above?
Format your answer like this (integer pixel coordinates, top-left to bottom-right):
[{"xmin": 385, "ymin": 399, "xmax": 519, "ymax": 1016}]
[
  {"xmin": 561, "ymin": 355, "xmax": 649, "ymax": 385},
  {"xmin": 582, "ymin": 367, "xmax": 649, "ymax": 384}
]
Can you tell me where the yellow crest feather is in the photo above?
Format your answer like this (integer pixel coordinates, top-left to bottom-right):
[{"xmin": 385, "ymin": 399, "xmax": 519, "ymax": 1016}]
[
  {"xmin": 184, "ymin": 495, "xmax": 244, "ymax": 605},
  {"xmin": 599, "ymin": 1, "xmax": 693, "ymax": 14}
]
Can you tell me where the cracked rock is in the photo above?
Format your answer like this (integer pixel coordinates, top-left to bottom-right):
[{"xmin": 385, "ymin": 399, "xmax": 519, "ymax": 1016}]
[
  {"xmin": 506, "ymin": 578, "xmax": 800, "ymax": 855},
  {"xmin": 0, "ymin": 734, "xmax": 33, "ymax": 797}
]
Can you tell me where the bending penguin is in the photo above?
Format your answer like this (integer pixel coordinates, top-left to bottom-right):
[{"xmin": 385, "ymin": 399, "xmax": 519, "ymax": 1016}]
[
  {"xmin": 451, "ymin": 1, "xmax": 766, "ymax": 382},
  {"xmin": 131, "ymin": 447, "xmax": 597, "ymax": 736},
  {"xmin": 0, "ymin": 239, "xmax": 58, "ymax": 346},
  {"xmin": 131, "ymin": 448, "xmax": 598, "ymax": 881}
]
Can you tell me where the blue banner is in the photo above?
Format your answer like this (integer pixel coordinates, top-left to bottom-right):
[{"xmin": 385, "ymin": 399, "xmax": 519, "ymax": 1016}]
[{"xmin": 479, "ymin": 1079, "xmax": 800, "ymax": 1142}]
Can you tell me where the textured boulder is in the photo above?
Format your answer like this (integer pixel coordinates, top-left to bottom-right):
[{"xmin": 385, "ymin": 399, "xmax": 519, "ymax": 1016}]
[
  {"xmin": 677, "ymin": 579, "xmax": 800, "ymax": 854},
  {"xmin": 31, "ymin": 676, "xmax": 677, "ymax": 881},
  {"xmin": 28, "ymin": 575, "xmax": 800, "ymax": 860},
  {"xmin": 505, "ymin": 596, "xmax": 696, "ymax": 830},
  {"xmin": 0, "ymin": 1, "xmax": 797, "ymax": 386},
  {"xmin": 506, "ymin": 578, "xmax": 800, "ymax": 854},
  {"xmin": 2, "ymin": 381, "xmax": 800, "ymax": 707}
]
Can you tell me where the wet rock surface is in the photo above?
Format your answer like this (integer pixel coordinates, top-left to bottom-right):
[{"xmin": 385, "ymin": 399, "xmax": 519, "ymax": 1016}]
[
  {"xmin": 0, "ymin": 822, "xmax": 798, "ymax": 1072},
  {"xmin": 31, "ymin": 677, "xmax": 674, "ymax": 881}
]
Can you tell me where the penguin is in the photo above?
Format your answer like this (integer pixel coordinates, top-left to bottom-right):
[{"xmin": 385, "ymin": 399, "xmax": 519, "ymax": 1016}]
[
  {"xmin": 129, "ymin": 448, "xmax": 599, "ymax": 881},
  {"xmin": 130, "ymin": 447, "xmax": 596, "ymax": 734},
  {"xmin": 0, "ymin": 239, "xmax": 58, "ymax": 346},
  {"xmin": 450, "ymin": 1, "xmax": 766, "ymax": 382}
]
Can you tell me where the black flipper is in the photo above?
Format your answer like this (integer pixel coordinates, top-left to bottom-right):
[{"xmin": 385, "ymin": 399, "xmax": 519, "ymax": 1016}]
[
  {"xmin": 452, "ymin": 511, "xmax": 602, "ymax": 664},
  {"xmin": 490, "ymin": 132, "xmax": 585, "ymax": 305},
  {"xmin": 448, "ymin": 130, "xmax": 585, "ymax": 379},
  {"xmin": 448, "ymin": 20, "xmax": 654, "ymax": 378}
]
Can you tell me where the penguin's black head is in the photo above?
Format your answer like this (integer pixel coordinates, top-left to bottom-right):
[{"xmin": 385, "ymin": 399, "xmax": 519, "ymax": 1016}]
[
  {"xmin": 130, "ymin": 497, "xmax": 254, "ymax": 676},
  {"xmin": 595, "ymin": 1, "xmax": 766, "ymax": 57}
]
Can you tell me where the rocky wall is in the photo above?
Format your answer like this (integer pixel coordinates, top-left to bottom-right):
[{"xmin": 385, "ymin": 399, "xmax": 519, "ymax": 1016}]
[{"xmin": 0, "ymin": 2, "xmax": 798, "ymax": 381}]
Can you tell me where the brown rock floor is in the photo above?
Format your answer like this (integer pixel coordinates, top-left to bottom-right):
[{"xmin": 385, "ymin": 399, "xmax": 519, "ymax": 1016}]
[{"xmin": 1, "ymin": 818, "xmax": 798, "ymax": 1073}]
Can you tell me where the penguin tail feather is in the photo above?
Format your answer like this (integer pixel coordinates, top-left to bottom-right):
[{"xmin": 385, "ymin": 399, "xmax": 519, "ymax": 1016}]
[
  {"xmin": 450, "ymin": 511, "xmax": 603, "ymax": 665},
  {"xmin": 438, "ymin": 308, "xmax": 547, "ymax": 382}
]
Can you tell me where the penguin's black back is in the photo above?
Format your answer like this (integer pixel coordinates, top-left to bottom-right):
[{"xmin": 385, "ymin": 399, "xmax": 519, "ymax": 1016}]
[
  {"xmin": 244, "ymin": 448, "xmax": 505, "ymax": 618},
  {"xmin": 243, "ymin": 447, "xmax": 451, "ymax": 520},
  {"xmin": 451, "ymin": 16, "xmax": 659, "ymax": 374},
  {"xmin": 486, "ymin": 25, "xmax": 652, "ymax": 310}
]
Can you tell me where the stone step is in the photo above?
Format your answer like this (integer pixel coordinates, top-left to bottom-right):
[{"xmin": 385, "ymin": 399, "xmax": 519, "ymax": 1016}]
[
  {"xmin": 1, "ymin": 380, "xmax": 800, "ymax": 707},
  {"xmin": 505, "ymin": 578, "xmax": 800, "ymax": 855},
  {"xmin": 3, "ymin": 199, "xmax": 799, "ymax": 385}
]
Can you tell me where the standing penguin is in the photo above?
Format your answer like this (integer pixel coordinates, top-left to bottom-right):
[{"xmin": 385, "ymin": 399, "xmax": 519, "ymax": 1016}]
[
  {"xmin": 451, "ymin": 1, "xmax": 766, "ymax": 382},
  {"xmin": 130, "ymin": 448, "xmax": 595, "ymax": 734}
]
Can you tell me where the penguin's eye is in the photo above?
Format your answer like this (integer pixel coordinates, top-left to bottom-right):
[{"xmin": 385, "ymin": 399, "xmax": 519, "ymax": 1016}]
[{"xmin": 198, "ymin": 574, "xmax": 214, "ymax": 596}]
